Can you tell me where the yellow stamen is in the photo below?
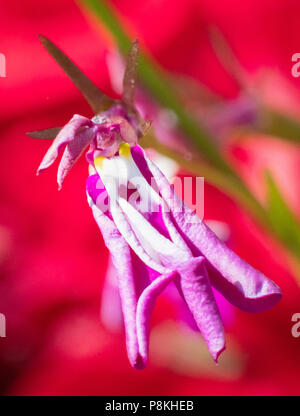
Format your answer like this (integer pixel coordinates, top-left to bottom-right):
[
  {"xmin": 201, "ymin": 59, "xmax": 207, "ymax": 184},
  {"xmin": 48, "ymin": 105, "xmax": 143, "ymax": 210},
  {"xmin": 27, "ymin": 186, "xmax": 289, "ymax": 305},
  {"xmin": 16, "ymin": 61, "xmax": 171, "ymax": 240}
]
[
  {"xmin": 119, "ymin": 143, "xmax": 131, "ymax": 158},
  {"xmin": 94, "ymin": 156, "xmax": 105, "ymax": 169}
]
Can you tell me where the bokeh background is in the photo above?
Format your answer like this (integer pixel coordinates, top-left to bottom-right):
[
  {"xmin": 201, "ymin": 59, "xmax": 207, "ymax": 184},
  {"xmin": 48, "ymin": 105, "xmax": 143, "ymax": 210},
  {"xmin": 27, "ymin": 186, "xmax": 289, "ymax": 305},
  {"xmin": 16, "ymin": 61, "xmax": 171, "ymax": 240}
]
[{"xmin": 1, "ymin": 0, "xmax": 300, "ymax": 395}]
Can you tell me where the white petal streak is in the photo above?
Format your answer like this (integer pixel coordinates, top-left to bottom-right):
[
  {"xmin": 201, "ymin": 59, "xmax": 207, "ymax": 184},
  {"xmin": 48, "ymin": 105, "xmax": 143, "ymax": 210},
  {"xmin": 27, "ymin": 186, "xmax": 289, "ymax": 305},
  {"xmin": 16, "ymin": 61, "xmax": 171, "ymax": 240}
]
[{"xmin": 118, "ymin": 198, "xmax": 188, "ymax": 266}]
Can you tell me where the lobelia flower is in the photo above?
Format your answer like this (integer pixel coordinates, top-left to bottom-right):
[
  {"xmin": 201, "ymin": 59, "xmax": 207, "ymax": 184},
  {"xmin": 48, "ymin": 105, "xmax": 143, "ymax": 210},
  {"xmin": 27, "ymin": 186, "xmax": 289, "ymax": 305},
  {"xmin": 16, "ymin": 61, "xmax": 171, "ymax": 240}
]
[{"xmin": 29, "ymin": 36, "xmax": 282, "ymax": 369}]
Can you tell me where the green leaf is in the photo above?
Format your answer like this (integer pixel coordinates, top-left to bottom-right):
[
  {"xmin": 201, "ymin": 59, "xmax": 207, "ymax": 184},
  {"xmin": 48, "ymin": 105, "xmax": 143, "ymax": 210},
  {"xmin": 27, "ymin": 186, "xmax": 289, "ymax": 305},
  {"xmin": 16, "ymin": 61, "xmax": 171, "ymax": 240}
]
[{"xmin": 266, "ymin": 171, "xmax": 300, "ymax": 253}]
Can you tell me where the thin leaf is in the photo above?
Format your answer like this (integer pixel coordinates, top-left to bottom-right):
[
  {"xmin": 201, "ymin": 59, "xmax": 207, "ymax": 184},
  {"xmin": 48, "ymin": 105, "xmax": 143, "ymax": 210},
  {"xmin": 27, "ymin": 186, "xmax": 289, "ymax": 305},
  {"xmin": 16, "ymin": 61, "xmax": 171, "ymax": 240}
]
[
  {"xmin": 38, "ymin": 34, "xmax": 113, "ymax": 114},
  {"xmin": 266, "ymin": 170, "xmax": 300, "ymax": 253},
  {"xmin": 122, "ymin": 39, "xmax": 139, "ymax": 110},
  {"xmin": 26, "ymin": 127, "xmax": 62, "ymax": 139}
]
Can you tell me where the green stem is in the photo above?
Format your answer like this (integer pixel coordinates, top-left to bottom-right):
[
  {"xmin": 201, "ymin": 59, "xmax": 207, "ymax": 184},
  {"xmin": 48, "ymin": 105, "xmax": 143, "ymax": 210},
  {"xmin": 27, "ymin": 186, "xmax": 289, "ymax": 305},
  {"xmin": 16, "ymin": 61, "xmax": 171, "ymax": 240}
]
[{"xmin": 260, "ymin": 107, "xmax": 300, "ymax": 143}]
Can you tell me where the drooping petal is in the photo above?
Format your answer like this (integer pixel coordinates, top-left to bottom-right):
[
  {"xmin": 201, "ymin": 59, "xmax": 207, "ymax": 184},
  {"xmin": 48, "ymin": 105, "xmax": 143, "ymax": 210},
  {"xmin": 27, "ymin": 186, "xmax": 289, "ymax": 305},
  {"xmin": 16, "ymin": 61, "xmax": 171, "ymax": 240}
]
[
  {"xmin": 136, "ymin": 270, "xmax": 177, "ymax": 364},
  {"xmin": 91, "ymin": 145, "xmax": 225, "ymax": 362},
  {"xmin": 132, "ymin": 145, "xmax": 282, "ymax": 313},
  {"xmin": 37, "ymin": 114, "xmax": 92, "ymax": 175},
  {"xmin": 88, "ymin": 194, "xmax": 142, "ymax": 368},
  {"xmin": 88, "ymin": 188, "xmax": 175, "ymax": 369},
  {"xmin": 57, "ymin": 127, "xmax": 95, "ymax": 189},
  {"xmin": 87, "ymin": 173, "xmax": 178, "ymax": 368},
  {"xmin": 178, "ymin": 257, "xmax": 225, "ymax": 361}
]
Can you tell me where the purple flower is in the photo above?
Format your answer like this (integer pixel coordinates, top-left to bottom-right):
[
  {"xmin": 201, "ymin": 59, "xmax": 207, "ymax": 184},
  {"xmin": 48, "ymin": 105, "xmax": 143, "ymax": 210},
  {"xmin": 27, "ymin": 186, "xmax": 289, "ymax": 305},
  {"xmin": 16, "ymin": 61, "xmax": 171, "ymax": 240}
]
[
  {"xmin": 37, "ymin": 105, "xmax": 138, "ymax": 189},
  {"xmin": 84, "ymin": 142, "xmax": 281, "ymax": 368},
  {"xmin": 32, "ymin": 36, "xmax": 281, "ymax": 370},
  {"xmin": 37, "ymin": 114, "xmax": 281, "ymax": 368}
]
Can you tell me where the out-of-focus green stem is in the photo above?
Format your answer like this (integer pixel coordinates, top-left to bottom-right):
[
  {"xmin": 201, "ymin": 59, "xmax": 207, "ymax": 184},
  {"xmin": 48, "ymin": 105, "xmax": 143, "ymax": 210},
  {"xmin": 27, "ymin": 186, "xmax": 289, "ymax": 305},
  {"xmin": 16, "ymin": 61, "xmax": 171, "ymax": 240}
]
[{"xmin": 260, "ymin": 107, "xmax": 300, "ymax": 143}]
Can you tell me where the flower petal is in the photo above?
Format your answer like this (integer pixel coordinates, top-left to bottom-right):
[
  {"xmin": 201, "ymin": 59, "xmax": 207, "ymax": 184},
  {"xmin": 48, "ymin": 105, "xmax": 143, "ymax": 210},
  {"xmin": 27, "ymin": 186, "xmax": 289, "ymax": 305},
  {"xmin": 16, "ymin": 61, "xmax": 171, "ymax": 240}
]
[
  {"xmin": 93, "ymin": 154, "xmax": 167, "ymax": 274},
  {"xmin": 37, "ymin": 114, "xmax": 91, "ymax": 175},
  {"xmin": 57, "ymin": 127, "xmax": 95, "ymax": 189},
  {"xmin": 88, "ymin": 195, "xmax": 142, "ymax": 368},
  {"xmin": 136, "ymin": 270, "xmax": 177, "ymax": 365},
  {"xmin": 107, "ymin": 116, "xmax": 138, "ymax": 144},
  {"xmin": 178, "ymin": 257, "xmax": 225, "ymax": 362},
  {"xmin": 87, "ymin": 174, "xmax": 177, "ymax": 368}
]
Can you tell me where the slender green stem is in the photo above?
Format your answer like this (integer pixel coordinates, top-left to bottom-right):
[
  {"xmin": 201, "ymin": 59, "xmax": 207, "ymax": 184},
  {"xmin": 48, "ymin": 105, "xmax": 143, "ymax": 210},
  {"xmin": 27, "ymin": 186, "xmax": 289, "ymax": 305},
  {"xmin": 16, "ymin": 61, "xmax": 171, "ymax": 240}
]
[{"xmin": 260, "ymin": 107, "xmax": 300, "ymax": 143}]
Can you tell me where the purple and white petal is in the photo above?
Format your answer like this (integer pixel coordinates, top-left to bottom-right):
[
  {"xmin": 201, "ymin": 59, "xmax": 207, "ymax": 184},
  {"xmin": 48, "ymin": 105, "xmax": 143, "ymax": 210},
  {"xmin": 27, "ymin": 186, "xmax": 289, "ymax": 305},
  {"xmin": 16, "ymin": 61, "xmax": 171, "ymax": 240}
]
[
  {"xmin": 178, "ymin": 257, "xmax": 225, "ymax": 361},
  {"xmin": 136, "ymin": 270, "xmax": 177, "ymax": 365}
]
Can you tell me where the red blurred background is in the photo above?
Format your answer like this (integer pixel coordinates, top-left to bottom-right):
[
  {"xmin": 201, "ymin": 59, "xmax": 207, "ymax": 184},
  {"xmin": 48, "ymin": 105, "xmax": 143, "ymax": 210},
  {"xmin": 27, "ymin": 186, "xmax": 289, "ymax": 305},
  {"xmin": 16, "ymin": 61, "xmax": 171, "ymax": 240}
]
[{"xmin": 0, "ymin": 0, "xmax": 300, "ymax": 395}]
